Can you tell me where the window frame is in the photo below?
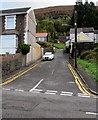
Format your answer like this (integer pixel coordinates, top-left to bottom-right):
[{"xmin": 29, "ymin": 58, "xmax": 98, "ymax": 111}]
[
  {"xmin": 5, "ymin": 15, "xmax": 16, "ymax": 29},
  {"xmin": 0, "ymin": 34, "xmax": 18, "ymax": 54}
]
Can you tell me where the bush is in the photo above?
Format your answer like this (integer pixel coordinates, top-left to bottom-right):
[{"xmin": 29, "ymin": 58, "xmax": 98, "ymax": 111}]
[
  {"xmin": 80, "ymin": 50, "xmax": 90, "ymax": 59},
  {"xmin": 36, "ymin": 41, "xmax": 52, "ymax": 48},
  {"xmin": 80, "ymin": 50, "xmax": 96, "ymax": 62},
  {"xmin": 94, "ymin": 47, "xmax": 98, "ymax": 52},
  {"xmin": 18, "ymin": 44, "xmax": 31, "ymax": 55}
]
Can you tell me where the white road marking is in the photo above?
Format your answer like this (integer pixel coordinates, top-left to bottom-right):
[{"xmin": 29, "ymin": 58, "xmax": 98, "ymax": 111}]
[
  {"xmin": 2, "ymin": 88, "xmax": 10, "ymax": 91},
  {"xmin": 78, "ymin": 93, "xmax": 90, "ymax": 98},
  {"xmin": 33, "ymin": 89, "xmax": 43, "ymax": 92},
  {"xmin": 86, "ymin": 112, "xmax": 98, "ymax": 115},
  {"xmin": 44, "ymin": 90, "xmax": 58, "ymax": 95},
  {"xmin": 61, "ymin": 91, "xmax": 73, "ymax": 94},
  {"xmin": 32, "ymin": 91, "xmax": 40, "ymax": 93},
  {"xmin": 60, "ymin": 93, "xmax": 72, "ymax": 96},
  {"xmin": 30, "ymin": 89, "xmax": 43, "ymax": 93},
  {"xmin": 46, "ymin": 90, "xmax": 58, "ymax": 93},
  {"xmin": 67, "ymin": 81, "xmax": 75, "ymax": 84},
  {"xmin": 14, "ymin": 89, "xmax": 24, "ymax": 92},
  {"xmin": 60, "ymin": 91, "xmax": 73, "ymax": 96},
  {"xmin": 29, "ymin": 79, "xmax": 44, "ymax": 92},
  {"xmin": 44, "ymin": 92, "xmax": 56, "ymax": 95}
]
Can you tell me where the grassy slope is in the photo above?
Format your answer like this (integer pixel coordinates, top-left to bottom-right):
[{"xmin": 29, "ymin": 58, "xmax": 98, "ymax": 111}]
[
  {"xmin": 78, "ymin": 58, "xmax": 96, "ymax": 81},
  {"xmin": 53, "ymin": 43, "xmax": 65, "ymax": 49}
]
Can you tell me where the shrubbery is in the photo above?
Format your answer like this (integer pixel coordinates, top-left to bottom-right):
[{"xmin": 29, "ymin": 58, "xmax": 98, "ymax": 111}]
[
  {"xmin": 18, "ymin": 43, "xmax": 31, "ymax": 55},
  {"xmin": 36, "ymin": 41, "xmax": 52, "ymax": 48},
  {"xmin": 79, "ymin": 47, "xmax": 98, "ymax": 62}
]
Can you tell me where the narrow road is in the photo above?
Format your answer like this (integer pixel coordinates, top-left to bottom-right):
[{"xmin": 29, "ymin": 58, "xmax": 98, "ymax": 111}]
[{"xmin": 2, "ymin": 49, "xmax": 96, "ymax": 118}]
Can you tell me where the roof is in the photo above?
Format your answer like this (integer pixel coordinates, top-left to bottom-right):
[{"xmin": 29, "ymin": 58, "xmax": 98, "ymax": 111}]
[
  {"xmin": 70, "ymin": 27, "xmax": 94, "ymax": 34},
  {"xmin": 71, "ymin": 32, "xmax": 94, "ymax": 42},
  {"xmin": 0, "ymin": 7, "xmax": 31, "ymax": 16},
  {"xmin": 36, "ymin": 33, "xmax": 48, "ymax": 37}
]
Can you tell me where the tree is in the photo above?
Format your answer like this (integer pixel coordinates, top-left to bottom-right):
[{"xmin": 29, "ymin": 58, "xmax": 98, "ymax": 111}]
[
  {"xmin": 70, "ymin": 2, "xmax": 98, "ymax": 29},
  {"xmin": 36, "ymin": 15, "xmax": 71, "ymax": 40}
]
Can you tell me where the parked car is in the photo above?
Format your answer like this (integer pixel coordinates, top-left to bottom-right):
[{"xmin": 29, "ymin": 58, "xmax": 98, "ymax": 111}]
[{"xmin": 43, "ymin": 52, "xmax": 54, "ymax": 60}]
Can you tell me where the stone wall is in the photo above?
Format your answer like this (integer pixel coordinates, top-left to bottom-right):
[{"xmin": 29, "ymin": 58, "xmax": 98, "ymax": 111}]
[{"xmin": 1, "ymin": 53, "xmax": 26, "ymax": 76}]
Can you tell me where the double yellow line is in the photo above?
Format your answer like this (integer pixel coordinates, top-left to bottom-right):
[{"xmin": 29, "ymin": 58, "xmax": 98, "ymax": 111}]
[
  {"xmin": 0, "ymin": 64, "xmax": 39, "ymax": 86},
  {"xmin": 68, "ymin": 64, "xmax": 98, "ymax": 98}
]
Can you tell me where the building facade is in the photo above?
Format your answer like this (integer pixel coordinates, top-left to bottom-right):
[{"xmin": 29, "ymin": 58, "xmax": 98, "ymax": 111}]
[{"xmin": 0, "ymin": 7, "xmax": 41, "ymax": 65}]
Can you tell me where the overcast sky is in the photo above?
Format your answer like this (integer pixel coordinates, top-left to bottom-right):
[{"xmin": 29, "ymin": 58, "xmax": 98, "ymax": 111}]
[{"xmin": 0, "ymin": 0, "xmax": 98, "ymax": 10}]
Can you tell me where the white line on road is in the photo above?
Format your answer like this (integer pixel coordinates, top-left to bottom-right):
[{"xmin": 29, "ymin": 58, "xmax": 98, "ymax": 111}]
[
  {"xmin": 78, "ymin": 93, "xmax": 90, "ymax": 98},
  {"xmin": 33, "ymin": 89, "xmax": 43, "ymax": 92},
  {"xmin": 32, "ymin": 91, "xmax": 40, "ymax": 93},
  {"xmin": 60, "ymin": 93, "xmax": 73, "ymax": 96},
  {"xmin": 44, "ymin": 90, "xmax": 58, "ymax": 95},
  {"xmin": 44, "ymin": 92, "xmax": 56, "ymax": 95},
  {"xmin": 2, "ymin": 88, "xmax": 10, "ymax": 91},
  {"xmin": 29, "ymin": 79, "xmax": 44, "ymax": 92},
  {"xmin": 67, "ymin": 81, "xmax": 75, "ymax": 84},
  {"xmin": 14, "ymin": 89, "xmax": 24, "ymax": 92},
  {"xmin": 46, "ymin": 90, "xmax": 58, "ymax": 93},
  {"xmin": 61, "ymin": 91, "xmax": 73, "ymax": 94},
  {"xmin": 60, "ymin": 91, "xmax": 73, "ymax": 96},
  {"xmin": 86, "ymin": 112, "xmax": 98, "ymax": 115}
]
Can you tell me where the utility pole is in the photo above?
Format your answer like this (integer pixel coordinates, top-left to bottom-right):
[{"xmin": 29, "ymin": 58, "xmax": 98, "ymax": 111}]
[{"xmin": 74, "ymin": 10, "xmax": 77, "ymax": 68}]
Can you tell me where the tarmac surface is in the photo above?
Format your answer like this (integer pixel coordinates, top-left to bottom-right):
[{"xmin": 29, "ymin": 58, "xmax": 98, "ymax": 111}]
[{"xmin": 2, "ymin": 49, "xmax": 97, "ymax": 118}]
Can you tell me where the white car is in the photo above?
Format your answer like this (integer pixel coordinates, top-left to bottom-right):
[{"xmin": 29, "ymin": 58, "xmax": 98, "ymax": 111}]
[{"xmin": 43, "ymin": 52, "xmax": 54, "ymax": 60}]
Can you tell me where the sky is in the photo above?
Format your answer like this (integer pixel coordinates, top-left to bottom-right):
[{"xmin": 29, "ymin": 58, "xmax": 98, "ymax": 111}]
[{"xmin": 0, "ymin": 0, "xmax": 98, "ymax": 10}]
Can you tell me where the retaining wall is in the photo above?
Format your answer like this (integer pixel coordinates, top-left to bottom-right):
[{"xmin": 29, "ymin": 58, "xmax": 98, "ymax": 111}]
[{"xmin": 1, "ymin": 53, "xmax": 26, "ymax": 76}]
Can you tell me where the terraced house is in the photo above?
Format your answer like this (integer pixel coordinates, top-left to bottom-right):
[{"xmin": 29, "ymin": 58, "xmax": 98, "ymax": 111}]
[{"xmin": 0, "ymin": 7, "xmax": 41, "ymax": 66}]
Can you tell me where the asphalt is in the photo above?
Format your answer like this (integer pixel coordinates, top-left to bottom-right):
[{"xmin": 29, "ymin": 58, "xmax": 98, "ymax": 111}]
[{"xmin": 2, "ymin": 50, "xmax": 98, "ymax": 95}]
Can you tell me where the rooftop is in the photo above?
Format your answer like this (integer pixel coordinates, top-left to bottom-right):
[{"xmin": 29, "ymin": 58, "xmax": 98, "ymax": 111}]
[
  {"xmin": 0, "ymin": 7, "xmax": 31, "ymax": 16},
  {"xmin": 36, "ymin": 33, "xmax": 48, "ymax": 37}
]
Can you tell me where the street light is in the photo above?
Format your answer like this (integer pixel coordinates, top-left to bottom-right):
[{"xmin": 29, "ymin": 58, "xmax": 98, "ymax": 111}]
[{"xmin": 62, "ymin": 11, "xmax": 77, "ymax": 68}]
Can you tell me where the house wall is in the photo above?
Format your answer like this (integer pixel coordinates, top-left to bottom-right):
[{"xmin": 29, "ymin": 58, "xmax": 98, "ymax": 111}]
[
  {"xmin": 16, "ymin": 14, "xmax": 26, "ymax": 44},
  {"xmin": 1, "ymin": 14, "xmax": 25, "ymax": 44},
  {"xmin": 95, "ymin": 34, "xmax": 98, "ymax": 43},
  {"xmin": 26, "ymin": 10, "xmax": 38, "ymax": 65}
]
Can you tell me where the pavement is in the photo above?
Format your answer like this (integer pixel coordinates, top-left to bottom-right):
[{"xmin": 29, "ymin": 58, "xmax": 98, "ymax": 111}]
[
  {"xmin": 65, "ymin": 52, "xmax": 98, "ymax": 95},
  {"xmin": 77, "ymin": 65, "xmax": 98, "ymax": 93}
]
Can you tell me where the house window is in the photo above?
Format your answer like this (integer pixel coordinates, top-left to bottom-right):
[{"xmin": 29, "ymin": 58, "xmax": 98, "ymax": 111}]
[
  {"xmin": 39, "ymin": 37, "xmax": 44, "ymax": 41},
  {"xmin": 5, "ymin": 15, "xmax": 16, "ymax": 29},
  {"xmin": 0, "ymin": 35, "xmax": 18, "ymax": 54}
]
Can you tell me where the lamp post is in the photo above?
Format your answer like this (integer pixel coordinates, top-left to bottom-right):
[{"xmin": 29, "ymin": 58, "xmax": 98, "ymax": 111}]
[
  {"xmin": 62, "ymin": 10, "xmax": 77, "ymax": 68},
  {"xmin": 74, "ymin": 10, "xmax": 77, "ymax": 68}
]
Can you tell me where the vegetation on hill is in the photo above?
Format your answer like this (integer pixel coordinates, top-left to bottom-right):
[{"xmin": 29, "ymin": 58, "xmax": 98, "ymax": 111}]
[
  {"xmin": 78, "ymin": 47, "xmax": 98, "ymax": 81},
  {"xmin": 36, "ymin": 15, "xmax": 71, "ymax": 42}
]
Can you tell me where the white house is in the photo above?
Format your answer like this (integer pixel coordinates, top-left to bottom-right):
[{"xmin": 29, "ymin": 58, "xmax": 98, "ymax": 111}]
[
  {"xmin": 70, "ymin": 27, "xmax": 95, "ymax": 42},
  {"xmin": 94, "ymin": 30, "xmax": 98, "ymax": 43},
  {"xmin": 0, "ymin": 7, "xmax": 42, "ymax": 65}
]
